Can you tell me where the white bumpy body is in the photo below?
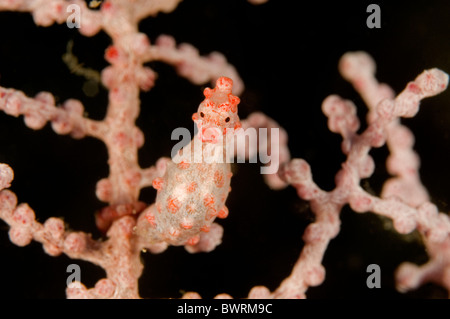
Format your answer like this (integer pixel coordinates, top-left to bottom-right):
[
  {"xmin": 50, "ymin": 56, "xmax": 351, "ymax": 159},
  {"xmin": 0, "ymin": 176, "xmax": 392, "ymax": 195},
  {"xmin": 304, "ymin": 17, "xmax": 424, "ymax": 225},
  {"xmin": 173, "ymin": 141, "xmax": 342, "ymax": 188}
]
[{"xmin": 137, "ymin": 77, "xmax": 241, "ymax": 246}]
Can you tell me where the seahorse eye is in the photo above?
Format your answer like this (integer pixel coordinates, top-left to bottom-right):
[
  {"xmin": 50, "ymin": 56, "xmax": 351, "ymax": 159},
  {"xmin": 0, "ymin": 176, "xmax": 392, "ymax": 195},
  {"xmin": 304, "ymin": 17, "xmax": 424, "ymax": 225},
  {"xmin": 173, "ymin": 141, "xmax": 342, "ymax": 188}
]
[
  {"xmin": 225, "ymin": 117, "xmax": 230, "ymax": 122},
  {"xmin": 200, "ymin": 112, "xmax": 205, "ymax": 117}
]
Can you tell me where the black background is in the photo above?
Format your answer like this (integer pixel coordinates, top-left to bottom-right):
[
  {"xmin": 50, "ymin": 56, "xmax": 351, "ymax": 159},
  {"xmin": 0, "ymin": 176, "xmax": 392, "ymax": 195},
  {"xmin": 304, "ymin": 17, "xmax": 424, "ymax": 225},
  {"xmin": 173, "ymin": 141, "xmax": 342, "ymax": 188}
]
[{"xmin": 0, "ymin": 0, "xmax": 449, "ymax": 299}]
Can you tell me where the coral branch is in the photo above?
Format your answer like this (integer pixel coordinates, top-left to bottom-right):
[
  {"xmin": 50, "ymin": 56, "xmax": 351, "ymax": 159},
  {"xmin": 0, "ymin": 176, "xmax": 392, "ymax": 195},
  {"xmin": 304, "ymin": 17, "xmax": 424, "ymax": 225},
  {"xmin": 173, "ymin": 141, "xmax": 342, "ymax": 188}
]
[
  {"xmin": 0, "ymin": 167, "xmax": 149, "ymax": 298},
  {"xmin": 146, "ymin": 34, "xmax": 244, "ymax": 95},
  {"xmin": 269, "ymin": 52, "xmax": 449, "ymax": 298},
  {"xmin": 240, "ymin": 112, "xmax": 291, "ymax": 189},
  {"xmin": 272, "ymin": 159, "xmax": 341, "ymax": 298},
  {"xmin": 0, "ymin": 87, "xmax": 104, "ymax": 138},
  {"xmin": 0, "ymin": 0, "xmax": 102, "ymax": 35},
  {"xmin": 131, "ymin": 0, "xmax": 184, "ymax": 22}
]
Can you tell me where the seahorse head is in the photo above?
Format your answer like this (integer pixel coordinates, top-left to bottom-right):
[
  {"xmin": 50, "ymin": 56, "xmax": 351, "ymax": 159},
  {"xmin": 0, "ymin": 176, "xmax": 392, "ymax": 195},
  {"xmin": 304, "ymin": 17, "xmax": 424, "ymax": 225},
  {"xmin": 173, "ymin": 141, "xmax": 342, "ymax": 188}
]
[{"xmin": 192, "ymin": 77, "xmax": 241, "ymax": 143}]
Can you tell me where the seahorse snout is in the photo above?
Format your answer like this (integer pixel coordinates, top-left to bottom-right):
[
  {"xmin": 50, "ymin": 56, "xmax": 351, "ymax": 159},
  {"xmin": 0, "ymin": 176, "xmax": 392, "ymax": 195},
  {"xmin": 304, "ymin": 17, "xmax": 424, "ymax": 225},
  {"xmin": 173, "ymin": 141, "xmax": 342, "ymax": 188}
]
[{"xmin": 201, "ymin": 126, "xmax": 222, "ymax": 143}]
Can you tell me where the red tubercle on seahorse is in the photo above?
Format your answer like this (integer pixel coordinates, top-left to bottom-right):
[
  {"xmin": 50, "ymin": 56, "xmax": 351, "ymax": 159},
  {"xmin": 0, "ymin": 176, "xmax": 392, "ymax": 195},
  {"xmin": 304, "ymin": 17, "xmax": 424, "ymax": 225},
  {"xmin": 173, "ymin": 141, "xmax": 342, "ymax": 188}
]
[
  {"xmin": 214, "ymin": 170, "xmax": 225, "ymax": 188},
  {"xmin": 166, "ymin": 195, "xmax": 181, "ymax": 214},
  {"xmin": 203, "ymin": 193, "xmax": 215, "ymax": 208}
]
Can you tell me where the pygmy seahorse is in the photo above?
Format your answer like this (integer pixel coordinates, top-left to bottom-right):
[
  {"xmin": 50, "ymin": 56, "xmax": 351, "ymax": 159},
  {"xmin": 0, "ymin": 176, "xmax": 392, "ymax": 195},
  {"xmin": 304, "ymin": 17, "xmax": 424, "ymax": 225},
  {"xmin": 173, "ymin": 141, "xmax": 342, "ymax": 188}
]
[{"xmin": 138, "ymin": 77, "xmax": 241, "ymax": 247}]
